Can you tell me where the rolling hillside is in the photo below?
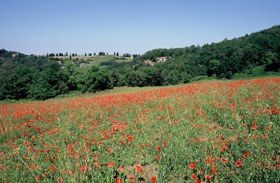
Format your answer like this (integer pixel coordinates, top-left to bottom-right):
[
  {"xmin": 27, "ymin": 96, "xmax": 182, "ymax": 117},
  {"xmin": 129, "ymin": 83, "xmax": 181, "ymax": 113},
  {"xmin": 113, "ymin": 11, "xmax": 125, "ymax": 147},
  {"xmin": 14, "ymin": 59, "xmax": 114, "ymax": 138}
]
[{"xmin": 0, "ymin": 25, "xmax": 279, "ymax": 100}]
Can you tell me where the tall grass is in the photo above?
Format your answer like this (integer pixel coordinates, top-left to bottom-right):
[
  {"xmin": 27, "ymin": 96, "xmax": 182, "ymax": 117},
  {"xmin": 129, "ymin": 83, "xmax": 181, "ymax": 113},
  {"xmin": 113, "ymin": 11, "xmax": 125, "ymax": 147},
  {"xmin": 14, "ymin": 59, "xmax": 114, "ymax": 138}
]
[{"xmin": 0, "ymin": 78, "xmax": 279, "ymax": 182}]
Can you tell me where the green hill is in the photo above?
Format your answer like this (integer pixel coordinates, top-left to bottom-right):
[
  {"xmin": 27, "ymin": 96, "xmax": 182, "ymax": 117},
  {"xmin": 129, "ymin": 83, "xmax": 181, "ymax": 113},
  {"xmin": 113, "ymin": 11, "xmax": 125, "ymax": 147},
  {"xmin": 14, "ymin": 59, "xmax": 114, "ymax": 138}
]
[
  {"xmin": 0, "ymin": 25, "xmax": 279, "ymax": 100},
  {"xmin": 127, "ymin": 25, "xmax": 280, "ymax": 82},
  {"xmin": 55, "ymin": 55, "xmax": 133, "ymax": 67}
]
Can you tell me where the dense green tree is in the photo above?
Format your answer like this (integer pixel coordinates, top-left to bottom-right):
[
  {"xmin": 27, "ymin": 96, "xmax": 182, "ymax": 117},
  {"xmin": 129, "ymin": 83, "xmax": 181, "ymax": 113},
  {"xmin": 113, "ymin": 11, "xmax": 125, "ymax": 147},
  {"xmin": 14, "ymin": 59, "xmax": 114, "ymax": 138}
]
[
  {"xmin": 207, "ymin": 59, "xmax": 221, "ymax": 76},
  {"xmin": 139, "ymin": 67, "xmax": 163, "ymax": 86},
  {"xmin": 0, "ymin": 67, "xmax": 36, "ymax": 100},
  {"xmin": 28, "ymin": 62, "xmax": 68, "ymax": 100},
  {"xmin": 61, "ymin": 61, "xmax": 79, "ymax": 90},
  {"xmin": 125, "ymin": 70, "xmax": 148, "ymax": 87},
  {"xmin": 77, "ymin": 66, "xmax": 113, "ymax": 93}
]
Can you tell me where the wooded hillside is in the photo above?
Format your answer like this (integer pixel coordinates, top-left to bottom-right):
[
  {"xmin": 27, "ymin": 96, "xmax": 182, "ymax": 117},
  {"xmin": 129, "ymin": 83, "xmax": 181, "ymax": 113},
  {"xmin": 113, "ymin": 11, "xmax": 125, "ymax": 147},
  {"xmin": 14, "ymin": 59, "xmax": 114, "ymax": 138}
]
[{"xmin": 0, "ymin": 25, "xmax": 279, "ymax": 100}]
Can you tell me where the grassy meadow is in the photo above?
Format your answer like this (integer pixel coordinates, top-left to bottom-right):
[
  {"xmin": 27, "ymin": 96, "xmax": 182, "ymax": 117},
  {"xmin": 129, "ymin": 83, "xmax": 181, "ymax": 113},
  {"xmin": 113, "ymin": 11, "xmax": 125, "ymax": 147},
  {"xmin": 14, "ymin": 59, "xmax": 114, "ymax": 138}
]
[
  {"xmin": 55, "ymin": 55, "xmax": 133, "ymax": 67},
  {"xmin": 0, "ymin": 78, "xmax": 279, "ymax": 183}
]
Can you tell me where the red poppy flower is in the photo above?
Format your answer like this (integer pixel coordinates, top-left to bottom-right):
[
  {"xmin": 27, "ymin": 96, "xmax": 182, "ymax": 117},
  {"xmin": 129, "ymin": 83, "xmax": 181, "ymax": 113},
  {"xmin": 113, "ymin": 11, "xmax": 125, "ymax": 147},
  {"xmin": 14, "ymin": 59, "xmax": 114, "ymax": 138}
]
[
  {"xmin": 205, "ymin": 175, "xmax": 211, "ymax": 181},
  {"xmin": 151, "ymin": 176, "xmax": 157, "ymax": 183},
  {"xmin": 126, "ymin": 135, "xmax": 134, "ymax": 142},
  {"xmin": 135, "ymin": 165, "xmax": 143, "ymax": 173},
  {"xmin": 195, "ymin": 180, "xmax": 205, "ymax": 183},
  {"xmin": 118, "ymin": 165, "xmax": 125, "ymax": 171},
  {"xmin": 191, "ymin": 173, "xmax": 197, "ymax": 179},
  {"xmin": 107, "ymin": 162, "xmax": 115, "ymax": 167},
  {"xmin": 222, "ymin": 158, "xmax": 229, "ymax": 163},
  {"xmin": 221, "ymin": 146, "xmax": 228, "ymax": 151},
  {"xmin": 155, "ymin": 154, "xmax": 160, "ymax": 160},
  {"xmin": 155, "ymin": 146, "xmax": 161, "ymax": 151},
  {"xmin": 80, "ymin": 166, "xmax": 87, "ymax": 172},
  {"xmin": 236, "ymin": 159, "xmax": 243, "ymax": 167},
  {"xmin": 116, "ymin": 177, "xmax": 122, "ymax": 183},
  {"xmin": 189, "ymin": 163, "xmax": 196, "ymax": 169},
  {"xmin": 36, "ymin": 175, "xmax": 42, "ymax": 181},
  {"xmin": 211, "ymin": 166, "xmax": 217, "ymax": 175},
  {"xmin": 129, "ymin": 176, "xmax": 135, "ymax": 182},
  {"xmin": 50, "ymin": 165, "xmax": 56, "ymax": 171}
]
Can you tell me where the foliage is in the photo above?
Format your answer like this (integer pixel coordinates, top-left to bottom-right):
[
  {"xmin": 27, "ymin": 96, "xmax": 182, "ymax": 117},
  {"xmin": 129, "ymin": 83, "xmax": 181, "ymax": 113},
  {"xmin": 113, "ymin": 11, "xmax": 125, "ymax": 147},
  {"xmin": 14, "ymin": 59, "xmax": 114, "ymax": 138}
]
[
  {"xmin": 76, "ymin": 66, "xmax": 113, "ymax": 93},
  {"xmin": 0, "ymin": 25, "xmax": 279, "ymax": 100},
  {"xmin": 111, "ymin": 25, "xmax": 280, "ymax": 84},
  {"xmin": 0, "ymin": 50, "xmax": 114, "ymax": 100},
  {"xmin": 28, "ymin": 62, "xmax": 68, "ymax": 100}
]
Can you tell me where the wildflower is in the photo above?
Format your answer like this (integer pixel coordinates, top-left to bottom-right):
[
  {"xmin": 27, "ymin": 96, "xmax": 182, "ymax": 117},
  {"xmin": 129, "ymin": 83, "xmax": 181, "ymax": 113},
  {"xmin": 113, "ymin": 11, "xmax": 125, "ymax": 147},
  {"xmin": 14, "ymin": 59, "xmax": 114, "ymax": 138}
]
[
  {"xmin": 189, "ymin": 163, "xmax": 196, "ymax": 169},
  {"xmin": 36, "ymin": 175, "xmax": 42, "ymax": 181},
  {"xmin": 126, "ymin": 135, "xmax": 134, "ymax": 142},
  {"xmin": 242, "ymin": 151, "xmax": 251, "ymax": 159},
  {"xmin": 222, "ymin": 158, "xmax": 229, "ymax": 163},
  {"xmin": 155, "ymin": 154, "xmax": 160, "ymax": 160},
  {"xmin": 116, "ymin": 177, "xmax": 122, "ymax": 183},
  {"xmin": 191, "ymin": 173, "xmax": 197, "ymax": 179},
  {"xmin": 206, "ymin": 156, "xmax": 215, "ymax": 165},
  {"xmin": 151, "ymin": 176, "xmax": 157, "ymax": 183},
  {"xmin": 68, "ymin": 144, "xmax": 73, "ymax": 151},
  {"xmin": 129, "ymin": 176, "xmax": 135, "ymax": 182},
  {"xmin": 118, "ymin": 165, "xmax": 125, "ymax": 171},
  {"xmin": 107, "ymin": 148, "xmax": 113, "ymax": 153},
  {"xmin": 50, "ymin": 165, "xmax": 56, "ymax": 171},
  {"xmin": 69, "ymin": 170, "xmax": 75, "ymax": 175},
  {"xmin": 74, "ymin": 154, "xmax": 79, "ymax": 159},
  {"xmin": 211, "ymin": 166, "xmax": 217, "ymax": 176},
  {"xmin": 107, "ymin": 162, "xmax": 115, "ymax": 167},
  {"xmin": 205, "ymin": 174, "xmax": 211, "ymax": 181},
  {"xmin": 236, "ymin": 159, "xmax": 243, "ymax": 167},
  {"xmin": 95, "ymin": 163, "xmax": 102, "ymax": 168},
  {"xmin": 135, "ymin": 165, "xmax": 143, "ymax": 173},
  {"xmin": 195, "ymin": 180, "xmax": 205, "ymax": 183},
  {"xmin": 80, "ymin": 166, "xmax": 87, "ymax": 172},
  {"xmin": 30, "ymin": 163, "xmax": 37, "ymax": 170},
  {"xmin": 155, "ymin": 146, "xmax": 161, "ymax": 151}
]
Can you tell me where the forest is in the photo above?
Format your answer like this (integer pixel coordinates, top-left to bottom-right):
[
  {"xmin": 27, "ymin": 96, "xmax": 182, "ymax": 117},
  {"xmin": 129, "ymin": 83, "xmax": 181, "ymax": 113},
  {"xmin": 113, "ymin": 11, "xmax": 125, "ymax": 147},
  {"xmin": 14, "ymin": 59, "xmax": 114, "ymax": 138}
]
[{"xmin": 0, "ymin": 25, "xmax": 279, "ymax": 100}]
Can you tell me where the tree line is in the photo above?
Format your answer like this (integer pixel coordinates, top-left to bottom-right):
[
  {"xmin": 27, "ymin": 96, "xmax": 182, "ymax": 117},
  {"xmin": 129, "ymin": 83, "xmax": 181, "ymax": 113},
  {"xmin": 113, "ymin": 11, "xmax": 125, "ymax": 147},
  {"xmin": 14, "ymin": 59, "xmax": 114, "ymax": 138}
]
[{"xmin": 46, "ymin": 52, "xmax": 137, "ymax": 57}]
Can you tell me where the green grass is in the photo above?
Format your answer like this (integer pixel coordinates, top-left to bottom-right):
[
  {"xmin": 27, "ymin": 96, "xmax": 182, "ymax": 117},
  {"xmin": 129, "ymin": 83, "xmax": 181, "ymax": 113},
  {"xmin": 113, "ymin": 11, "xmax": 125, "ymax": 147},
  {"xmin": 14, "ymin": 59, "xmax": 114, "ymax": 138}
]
[
  {"xmin": 56, "ymin": 55, "xmax": 133, "ymax": 67},
  {"xmin": 0, "ymin": 78, "xmax": 279, "ymax": 183}
]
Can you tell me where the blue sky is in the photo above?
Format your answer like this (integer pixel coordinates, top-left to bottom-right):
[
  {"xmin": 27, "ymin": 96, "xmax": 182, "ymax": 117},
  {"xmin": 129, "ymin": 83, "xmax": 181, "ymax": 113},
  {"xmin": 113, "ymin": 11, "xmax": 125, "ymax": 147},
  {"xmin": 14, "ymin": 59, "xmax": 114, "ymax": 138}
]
[{"xmin": 0, "ymin": 0, "xmax": 279, "ymax": 55}]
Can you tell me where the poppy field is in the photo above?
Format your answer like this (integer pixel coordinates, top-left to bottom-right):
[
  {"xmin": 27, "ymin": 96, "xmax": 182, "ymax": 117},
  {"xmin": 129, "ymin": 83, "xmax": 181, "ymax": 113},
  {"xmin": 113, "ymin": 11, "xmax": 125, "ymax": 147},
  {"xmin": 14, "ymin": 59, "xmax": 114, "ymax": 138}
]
[{"xmin": 0, "ymin": 78, "xmax": 279, "ymax": 183}]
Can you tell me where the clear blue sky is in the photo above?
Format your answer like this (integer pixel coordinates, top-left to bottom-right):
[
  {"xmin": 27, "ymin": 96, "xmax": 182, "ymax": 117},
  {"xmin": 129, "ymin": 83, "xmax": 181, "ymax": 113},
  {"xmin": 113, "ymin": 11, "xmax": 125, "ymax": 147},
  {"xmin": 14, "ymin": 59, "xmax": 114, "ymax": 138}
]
[{"xmin": 0, "ymin": 0, "xmax": 279, "ymax": 55}]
